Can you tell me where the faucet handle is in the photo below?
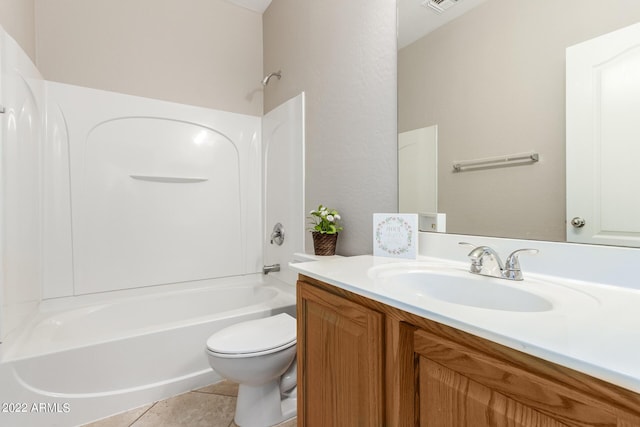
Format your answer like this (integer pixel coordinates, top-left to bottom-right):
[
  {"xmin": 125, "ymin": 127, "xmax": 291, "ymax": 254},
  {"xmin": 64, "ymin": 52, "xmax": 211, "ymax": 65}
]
[
  {"xmin": 458, "ymin": 242, "xmax": 483, "ymax": 273},
  {"xmin": 270, "ymin": 223, "xmax": 285, "ymax": 246},
  {"xmin": 458, "ymin": 241, "xmax": 475, "ymax": 249},
  {"xmin": 459, "ymin": 242, "xmax": 504, "ymax": 275},
  {"xmin": 459, "ymin": 242, "xmax": 482, "ymax": 259},
  {"xmin": 503, "ymin": 248, "xmax": 539, "ymax": 280}
]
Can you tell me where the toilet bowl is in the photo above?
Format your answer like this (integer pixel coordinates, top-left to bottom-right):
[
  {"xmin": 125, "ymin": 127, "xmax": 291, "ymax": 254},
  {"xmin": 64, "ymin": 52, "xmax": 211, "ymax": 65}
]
[{"xmin": 206, "ymin": 313, "xmax": 297, "ymax": 427}]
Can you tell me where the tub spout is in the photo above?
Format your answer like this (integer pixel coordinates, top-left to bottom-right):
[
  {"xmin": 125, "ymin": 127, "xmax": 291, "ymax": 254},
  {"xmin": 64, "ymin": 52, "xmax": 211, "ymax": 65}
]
[{"xmin": 263, "ymin": 264, "xmax": 280, "ymax": 275}]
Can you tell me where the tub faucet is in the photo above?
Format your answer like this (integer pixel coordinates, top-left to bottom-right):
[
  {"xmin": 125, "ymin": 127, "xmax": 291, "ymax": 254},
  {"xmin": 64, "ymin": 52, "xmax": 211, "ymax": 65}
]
[
  {"xmin": 263, "ymin": 264, "xmax": 280, "ymax": 275},
  {"xmin": 459, "ymin": 242, "xmax": 538, "ymax": 281}
]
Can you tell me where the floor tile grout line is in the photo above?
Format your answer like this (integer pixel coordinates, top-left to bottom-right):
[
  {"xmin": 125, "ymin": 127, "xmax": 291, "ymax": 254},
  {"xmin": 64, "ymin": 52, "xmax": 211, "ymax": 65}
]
[
  {"xmin": 85, "ymin": 382, "xmax": 242, "ymax": 426},
  {"xmin": 128, "ymin": 402, "xmax": 156, "ymax": 427},
  {"xmin": 192, "ymin": 389, "xmax": 238, "ymax": 397},
  {"xmin": 190, "ymin": 390, "xmax": 236, "ymax": 397}
]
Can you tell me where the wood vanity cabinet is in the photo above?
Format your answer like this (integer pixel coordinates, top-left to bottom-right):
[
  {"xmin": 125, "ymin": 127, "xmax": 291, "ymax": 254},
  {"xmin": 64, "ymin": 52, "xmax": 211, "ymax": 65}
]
[
  {"xmin": 296, "ymin": 275, "xmax": 384, "ymax": 426},
  {"xmin": 297, "ymin": 275, "xmax": 640, "ymax": 427},
  {"xmin": 412, "ymin": 327, "xmax": 640, "ymax": 426}
]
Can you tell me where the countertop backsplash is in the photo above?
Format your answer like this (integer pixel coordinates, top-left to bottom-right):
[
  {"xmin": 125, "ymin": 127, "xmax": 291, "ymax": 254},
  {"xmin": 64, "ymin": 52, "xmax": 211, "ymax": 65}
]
[{"xmin": 418, "ymin": 232, "xmax": 640, "ymax": 291}]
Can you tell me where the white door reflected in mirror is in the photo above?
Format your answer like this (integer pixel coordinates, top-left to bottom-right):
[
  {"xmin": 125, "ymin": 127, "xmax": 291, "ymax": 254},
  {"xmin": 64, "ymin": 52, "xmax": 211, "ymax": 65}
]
[
  {"xmin": 398, "ymin": 125, "xmax": 438, "ymax": 215},
  {"xmin": 567, "ymin": 23, "xmax": 640, "ymax": 247}
]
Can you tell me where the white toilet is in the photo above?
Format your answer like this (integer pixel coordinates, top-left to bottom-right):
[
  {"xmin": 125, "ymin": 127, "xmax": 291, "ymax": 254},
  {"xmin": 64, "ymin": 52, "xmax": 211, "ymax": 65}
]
[{"xmin": 206, "ymin": 313, "xmax": 297, "ymax": 427}]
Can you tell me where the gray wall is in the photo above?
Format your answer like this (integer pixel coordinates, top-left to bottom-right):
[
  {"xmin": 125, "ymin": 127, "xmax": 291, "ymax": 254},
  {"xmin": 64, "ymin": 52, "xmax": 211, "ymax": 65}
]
[
  {"xmin": 263, "ymin": 0, "xmax": 398, "ymax": 255},
  {"xmin": 399, "ymin": 0, "xmax": 640, "ymax": 241},
  {"xmin": 34, "ymin": 0, "xmax": 264, "ymax": 115},
  {"xmin": 0, "ymin": 0, "xmax": 35, "ymax": 61}
]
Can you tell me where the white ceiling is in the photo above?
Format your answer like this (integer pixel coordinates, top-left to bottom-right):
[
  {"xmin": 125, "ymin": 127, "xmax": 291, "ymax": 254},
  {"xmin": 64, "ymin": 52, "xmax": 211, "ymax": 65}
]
[
  {"xmin": 225, "ymin": 0, "xmax": 273, "ymax": 13},
  {"xmin": 224, "ymin": 0, "xmax": 486, "ymax": 49},
  {"xmin": 398, "ymin": 0, "xmax": 487, "ymax": 49}
]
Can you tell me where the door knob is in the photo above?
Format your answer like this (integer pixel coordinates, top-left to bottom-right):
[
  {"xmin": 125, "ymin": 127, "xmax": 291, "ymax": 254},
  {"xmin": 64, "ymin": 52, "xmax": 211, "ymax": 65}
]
[{"xmin": 570, "ymin": 217, "xmax": 586, "ymax": 228}]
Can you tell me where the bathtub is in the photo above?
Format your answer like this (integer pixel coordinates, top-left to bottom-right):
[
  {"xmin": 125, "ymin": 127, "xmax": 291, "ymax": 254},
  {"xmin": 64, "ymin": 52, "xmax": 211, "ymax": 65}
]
[{"xmin": 0, "ymin": 275, "xmax": 296, "ymax": 427}]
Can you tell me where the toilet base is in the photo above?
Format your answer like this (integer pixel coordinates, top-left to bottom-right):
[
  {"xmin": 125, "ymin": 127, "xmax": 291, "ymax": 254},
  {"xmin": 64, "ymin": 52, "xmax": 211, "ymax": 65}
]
[
  {"xmin": 234, "ymin": 380, "xmax": 297, "ymax": 427},
  {"xmin": 281, "ymin": 394, "xmax": 297, "ymax": 419}
]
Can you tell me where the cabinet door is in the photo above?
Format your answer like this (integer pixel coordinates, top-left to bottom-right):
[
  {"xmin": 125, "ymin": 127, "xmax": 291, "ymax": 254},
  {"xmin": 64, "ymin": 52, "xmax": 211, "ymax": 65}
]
[
  {"xmin": 414, "ymin": 328, "xmax": 637, "ymax": 427},
  {"xmin": 297, "ymin": 279, "xmax": 384, "ymax": 427},
  {"xmin": 419, "ymin": 356, "xmax": 565, "ymax": 427}
]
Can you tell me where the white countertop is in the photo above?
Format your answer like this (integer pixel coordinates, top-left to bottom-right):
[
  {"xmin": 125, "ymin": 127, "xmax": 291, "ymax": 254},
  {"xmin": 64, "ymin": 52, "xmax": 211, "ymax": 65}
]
[{"xmin": 290, "ymin": 254, "xmax": 640, "ymax": 394}]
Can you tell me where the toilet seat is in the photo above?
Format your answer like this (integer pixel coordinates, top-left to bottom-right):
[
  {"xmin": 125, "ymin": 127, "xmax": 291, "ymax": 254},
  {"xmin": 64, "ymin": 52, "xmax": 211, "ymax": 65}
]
[{"xmin": 206, "ymin": 313, "xmax": 296, "ymax": 358}]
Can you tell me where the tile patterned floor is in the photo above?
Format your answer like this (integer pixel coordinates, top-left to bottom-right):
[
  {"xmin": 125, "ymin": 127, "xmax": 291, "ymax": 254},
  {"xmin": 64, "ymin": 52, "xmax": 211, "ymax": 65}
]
[{"xmin": 83, "ymin": 381, "xmax": 297, "ymax": 427}]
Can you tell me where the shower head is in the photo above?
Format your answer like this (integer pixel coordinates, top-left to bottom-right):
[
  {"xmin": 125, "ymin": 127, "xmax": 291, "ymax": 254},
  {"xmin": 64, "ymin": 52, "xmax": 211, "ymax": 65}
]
[{"xmin": 262, "ymin": 71, "xmax": 282, "ymax": 86}]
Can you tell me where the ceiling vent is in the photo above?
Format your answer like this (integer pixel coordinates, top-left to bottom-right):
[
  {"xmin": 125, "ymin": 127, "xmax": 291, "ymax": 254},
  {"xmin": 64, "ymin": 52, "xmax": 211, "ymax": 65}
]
[{"xmin": 422, "ymin": 0, "xmax": 461, "ymax": 14}]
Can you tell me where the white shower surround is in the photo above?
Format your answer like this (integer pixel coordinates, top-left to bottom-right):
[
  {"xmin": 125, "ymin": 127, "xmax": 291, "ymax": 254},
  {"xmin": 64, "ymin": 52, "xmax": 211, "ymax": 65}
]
[
  {"xmin": 45, "ymin": 81, "xmax": 263, "ymax": 297},
  {"xmin": 0, "ymin": 26, "xmax": 45, "ymax": 342},
  {"xmin": 0, "ymin": 26, "xmax": 305, "ymax": 426}
]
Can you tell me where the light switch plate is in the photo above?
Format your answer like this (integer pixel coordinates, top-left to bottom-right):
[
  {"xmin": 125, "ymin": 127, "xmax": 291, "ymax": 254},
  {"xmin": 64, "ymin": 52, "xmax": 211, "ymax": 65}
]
[{"xmin": 419, "ymin": 212, "xmax": 446, "ymax": 233}]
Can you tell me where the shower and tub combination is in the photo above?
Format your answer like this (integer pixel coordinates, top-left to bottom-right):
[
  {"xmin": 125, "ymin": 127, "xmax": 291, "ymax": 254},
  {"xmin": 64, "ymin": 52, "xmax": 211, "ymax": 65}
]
[{"xmin": 0, "ymin": 27, "xmax": 304, "ymax": 427}]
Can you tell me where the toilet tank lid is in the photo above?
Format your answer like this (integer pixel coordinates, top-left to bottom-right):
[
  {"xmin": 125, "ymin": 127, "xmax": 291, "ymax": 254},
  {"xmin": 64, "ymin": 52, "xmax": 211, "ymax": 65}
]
[{"xmin": 206, "ymin": 313, "xmax": 296, "ymax": 354}]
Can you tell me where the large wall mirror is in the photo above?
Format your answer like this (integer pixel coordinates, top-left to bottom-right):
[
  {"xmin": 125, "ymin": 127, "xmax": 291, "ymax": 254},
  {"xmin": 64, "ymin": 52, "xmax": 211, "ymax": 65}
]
[{"xmin": 398, "ymin": 0, "xmax": 640, "ymax": 246}]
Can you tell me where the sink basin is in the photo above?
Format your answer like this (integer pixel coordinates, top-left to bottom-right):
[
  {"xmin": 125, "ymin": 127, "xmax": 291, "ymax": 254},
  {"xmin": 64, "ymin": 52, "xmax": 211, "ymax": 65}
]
[
  {"xmin": 380, "ymin": 270, "xmax": 553, "ymax": 312},
  {"xmin": 369, "ymin": 263, "xmax": 557, "ymax": 312}
]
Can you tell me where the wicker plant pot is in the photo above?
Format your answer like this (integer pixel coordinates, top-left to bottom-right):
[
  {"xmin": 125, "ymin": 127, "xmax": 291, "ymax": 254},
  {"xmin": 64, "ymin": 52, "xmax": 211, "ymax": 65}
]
[{"xmin": 312, "ymin": 232, "xmax": 338, "ymax": 256}]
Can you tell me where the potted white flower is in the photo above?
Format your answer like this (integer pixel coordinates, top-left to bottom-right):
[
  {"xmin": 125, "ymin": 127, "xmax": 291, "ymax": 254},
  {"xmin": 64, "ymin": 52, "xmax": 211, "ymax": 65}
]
[{"xmin": 308, "ymin": 204, "xmax": 343, "ymax": 255}]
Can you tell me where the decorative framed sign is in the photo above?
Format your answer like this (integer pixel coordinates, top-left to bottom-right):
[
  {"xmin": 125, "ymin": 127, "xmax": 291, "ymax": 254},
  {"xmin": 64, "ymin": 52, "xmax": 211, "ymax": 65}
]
[{"xmin": 373, "ymin": 213, "xmax": 418, "ymax": 259}]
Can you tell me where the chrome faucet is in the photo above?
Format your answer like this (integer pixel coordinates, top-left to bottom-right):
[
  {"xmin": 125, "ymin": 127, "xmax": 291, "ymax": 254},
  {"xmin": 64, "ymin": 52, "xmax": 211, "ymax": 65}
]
[
  {"xmin": 459, "ymin": 242, "xmax": 538, "ymax": 281},
  {"xmin": 263, "ymin": 264, "xmax": 281, "ymax": 275}
]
